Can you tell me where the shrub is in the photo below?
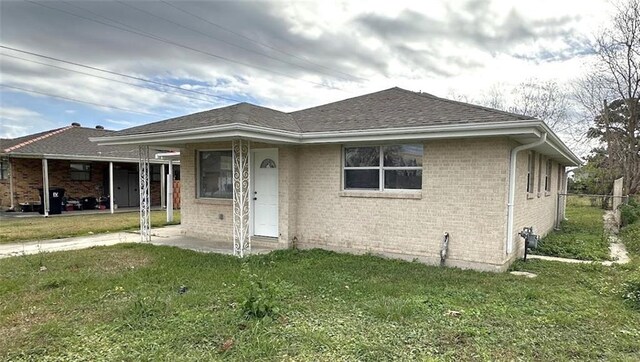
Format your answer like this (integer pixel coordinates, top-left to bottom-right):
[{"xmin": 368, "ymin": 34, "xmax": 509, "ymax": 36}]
[
  {"xmin": 619, "ymin": 198, "xmax": 640, "ymax": 226},
  {"xmin": 620, "ymin": 222, "xmax": 640, "ymax": 257}
]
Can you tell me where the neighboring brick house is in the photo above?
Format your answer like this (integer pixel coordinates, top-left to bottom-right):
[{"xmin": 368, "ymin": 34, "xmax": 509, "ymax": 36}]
[
  {"xmin": 0, "ymin": 123, "xmax": 178, "ymax": 212},
  {"xmin": 94, "ymin": 87, "xmax": 580, "ymax": 271}
]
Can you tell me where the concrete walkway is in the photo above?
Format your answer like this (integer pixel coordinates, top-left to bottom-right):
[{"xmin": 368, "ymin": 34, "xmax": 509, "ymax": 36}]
[{"xmin": 0, "ymin": 226, "xmax": 272, "ymax": 259}]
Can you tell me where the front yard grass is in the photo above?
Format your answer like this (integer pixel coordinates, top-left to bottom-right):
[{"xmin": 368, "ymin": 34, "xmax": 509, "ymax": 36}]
[
  {"xmin": 0, "ymin": 211, "xmax": 180, "ymax": 244},
  {"xmin": 1, "ymin": 245, "xmax": 639, "ymax": 361},
  {"xmin": 532, "ymin": 205, "xmax": 610, "ymax": 260}
]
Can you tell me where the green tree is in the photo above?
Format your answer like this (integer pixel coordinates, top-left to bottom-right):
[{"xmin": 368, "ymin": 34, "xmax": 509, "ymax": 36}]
[{"xmin": 570, "ymin": 148, "xmax": 621, "ymax": 195}]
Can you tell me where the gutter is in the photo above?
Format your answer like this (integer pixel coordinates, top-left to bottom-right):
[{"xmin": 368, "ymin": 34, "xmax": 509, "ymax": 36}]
[
  {"xmin": 90, "ymin": 120, "xmax": 581, "ymax": 166},
  {"xmin": 506, "ymin": 132, "xmax": 547, "ymax": 255}
]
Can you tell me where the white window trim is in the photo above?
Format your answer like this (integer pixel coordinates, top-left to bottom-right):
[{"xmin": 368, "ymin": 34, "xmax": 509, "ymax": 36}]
[
  {"xmin": 526, "ymin": 151, "xmax": 535, "ymax": 194},
  {"xmin": 196, "ymin": 148, "xmax": 233, "ymax": 200},
  {"xmin": 544, "ymin": 159, "xmax": 552, "ymax": 193},
  {"xmin": 341, "ymin": 144, "xmax": 423, "ymax": 192}
]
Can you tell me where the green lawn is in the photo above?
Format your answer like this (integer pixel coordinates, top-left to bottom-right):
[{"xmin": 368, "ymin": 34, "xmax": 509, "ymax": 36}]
[
  {"xmin": 0, "ymin": 211, "xmax": 180, "ymax": 244},
  {"xmin": 532, "ymin": 204, "xmax": 610, "ymax": 260},
  {"xmin": 1, "ymin": 245, "xmax": 639, "ymax": 361}
]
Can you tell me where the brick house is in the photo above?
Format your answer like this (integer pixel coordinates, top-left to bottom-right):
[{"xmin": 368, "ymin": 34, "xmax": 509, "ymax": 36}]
[
  {"xmin": 0, "ymin": 123, "xmax": 178, "ymax": 213},
  {"xmin": 94, "ymin": 88, "xmax": 580, "ymax": 271}
]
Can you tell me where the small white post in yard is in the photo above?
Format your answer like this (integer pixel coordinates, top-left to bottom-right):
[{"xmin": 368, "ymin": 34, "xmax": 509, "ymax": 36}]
[
  {"xmin": 166, "ymin": 160, "xmax": 173, "ymax": 223},
  {"xmin": 42, "ymin": 158, "xmax": 49, "ymax": 217},
  {"xmin": 109, "ymin": 161, "xmax": 114, "ymax": 214},
  {"xmin": 160, "ymin": 163, "xmax": 166, "ymax": 209}
]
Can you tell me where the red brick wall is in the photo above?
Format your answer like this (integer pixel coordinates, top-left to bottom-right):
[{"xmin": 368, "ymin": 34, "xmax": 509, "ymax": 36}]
[{"xmin": 0, "ymin": 158, "xmax": 161, "ymax": 208}]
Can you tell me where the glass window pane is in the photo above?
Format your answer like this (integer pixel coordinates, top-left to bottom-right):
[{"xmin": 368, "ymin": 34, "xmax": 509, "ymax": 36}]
[
  {"xmin": 345, "ymin": 169, "xmax": 379, "ymax": 189},
  {"xmin": 383, "ymin": 144, "xmax": 423, "ymax": 167},
  {"xmin": 345, "ymin": 147, "xmax": 379, "ymax": 167},
  {"xmin": 199, "ymin": 151, "xmax": 233, "ymax": 198},
  {"xmin": 384, "ymin": 170, "xmax": 422, "ymax": 189}
]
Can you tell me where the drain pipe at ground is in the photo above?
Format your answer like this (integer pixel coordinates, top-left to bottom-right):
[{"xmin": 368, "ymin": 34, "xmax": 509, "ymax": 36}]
[{"xmin": 506, "ymin": 132, "xmax": 547, "ymax": 254}]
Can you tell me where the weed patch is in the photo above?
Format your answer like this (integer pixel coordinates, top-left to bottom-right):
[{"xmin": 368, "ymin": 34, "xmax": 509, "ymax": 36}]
[{"xmin": 533, "ymin": 205, "xmax": 610, "ymax": 260}]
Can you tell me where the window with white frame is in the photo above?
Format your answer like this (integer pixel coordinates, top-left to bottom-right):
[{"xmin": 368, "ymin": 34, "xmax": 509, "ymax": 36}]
[
  {"xmin": 0, "ymin": 159, "xmax": 8, "ymax": 180},
  {"xmin": 70, "ymin": 163, "xmax": 91, "ymax": 181},
  {"xmin": 198, "ymin": 150, "xmax": 233, "ymax": 199},
  {"xmin": 343, "ymin": 144, "xmax": 423, "ymax": 190},
  {"xmin": 545, "ymin": 159, "xmax": 552, "ymax": 192},
  {"xmin": 527, "ymin": 151, "xmax": 535, "ymax": 193}
]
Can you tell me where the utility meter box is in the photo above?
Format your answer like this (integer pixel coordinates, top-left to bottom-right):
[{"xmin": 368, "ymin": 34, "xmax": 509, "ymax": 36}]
[{"xmin": 519, "ymin": 227, "xmax": 539, "ymax": 249}]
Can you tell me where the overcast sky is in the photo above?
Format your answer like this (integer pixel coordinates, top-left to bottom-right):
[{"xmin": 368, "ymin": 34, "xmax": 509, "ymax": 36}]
[{"xmin": 0, "ymin": 0, "xmax": 612, "ymax": 140}]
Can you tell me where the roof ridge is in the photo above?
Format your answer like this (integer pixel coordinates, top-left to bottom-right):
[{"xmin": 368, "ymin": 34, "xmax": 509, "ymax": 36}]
[
  {"xmin": 395, "ymin": 87, "xmax": 536, "ymax": 121},
  {"xmin": 3, "ymin": 126, "xmax": 74, "ymax": 153}
]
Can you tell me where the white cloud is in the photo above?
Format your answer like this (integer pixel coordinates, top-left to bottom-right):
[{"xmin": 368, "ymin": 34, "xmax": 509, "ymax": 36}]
[
  {"xmin": 0, "ymin": 106, "xmax": 53, "ymax": 138},
  {"xmin": 0, "ymin": 0, "xmax": 615, "ymax": 150}
]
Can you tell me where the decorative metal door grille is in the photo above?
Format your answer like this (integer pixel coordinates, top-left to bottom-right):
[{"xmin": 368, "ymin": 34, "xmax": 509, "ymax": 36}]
[
  {"xmin": 232, "ymin": 139, "xmax": 250, "ymax": 256},
  {"xmin": 139, "ymin": 145, "xmax": 151, "ymax": 242}
]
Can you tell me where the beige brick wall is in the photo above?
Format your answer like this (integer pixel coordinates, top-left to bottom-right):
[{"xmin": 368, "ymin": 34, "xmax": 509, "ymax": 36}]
[
  {"xmin": 509, "ymin": 150, "xmax": 563, "ymax": 262},
  {"xmin": 294, "ymin": 138, "xmax": 512, "ymax": 271},
  {"xmin": 178, "ymin": 137, "xmax": 569, "ymax": 272}
]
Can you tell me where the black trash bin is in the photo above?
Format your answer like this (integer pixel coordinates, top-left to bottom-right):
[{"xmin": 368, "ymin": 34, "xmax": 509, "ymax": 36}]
[{"xmin": 38, "ymin": 187, "xmax": 66, "ymax": 215}]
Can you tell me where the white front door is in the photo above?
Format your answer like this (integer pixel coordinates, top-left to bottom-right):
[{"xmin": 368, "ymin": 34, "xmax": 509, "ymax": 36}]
[{"xmin": 252, "ymin": 149, "xmax": 278, "ymax": 237}]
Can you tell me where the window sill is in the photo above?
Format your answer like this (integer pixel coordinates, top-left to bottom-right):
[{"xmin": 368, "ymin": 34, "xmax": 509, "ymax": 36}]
[
  {"xmin": 195, "ymin": 198, "xmax": 232, "ymax": 206},
  {"xmin": 339, "ymin": 190, "xmax": 422, "ymax": 199},
  {"xmin": 526, "ymin": 193, "xmax": 535, "ymax": 200}
]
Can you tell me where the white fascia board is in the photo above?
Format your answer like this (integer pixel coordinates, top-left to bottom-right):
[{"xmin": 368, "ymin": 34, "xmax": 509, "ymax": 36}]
[
  {"xmin": 5, "ymin": 153, "xmax": 170, "ymax": 164},
  {"xmin": 91, "ymin": 123, "xmax": 301, "ymax": 146},
  {"xmin": 90, "ymin": 120, "xmax": 580, "ymax": 164},
  {"xmin": 537, "ymin": 123, "xmax": 582, "ymax": 166},
  {"xmin": 298, "ymin": 124, "xmax": 541, "ymax": 144},
  {"xmin": 92, "ymin": 121, "xmax": 539, "ymax": 145}
]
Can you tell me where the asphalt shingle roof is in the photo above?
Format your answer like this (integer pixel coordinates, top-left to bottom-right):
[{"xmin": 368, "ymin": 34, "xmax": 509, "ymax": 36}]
[
  {"xmin": 291, "ymin": 87, "xmax": 536, "ymax": 132},
  {"xmin": 106, "ymin": 87, "xmax": 537, "ymax": 137},
  {"xmin": 1, "ymin": 126, "xmax": 145, "ymax": 159},
  {"xmin": 115, "ymin": 102, "xmax": 300, "ymax": 136}
]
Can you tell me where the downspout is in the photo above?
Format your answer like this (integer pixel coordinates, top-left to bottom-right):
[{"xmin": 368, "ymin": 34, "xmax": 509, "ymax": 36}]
[{"xmin": 506, "ymin": 132, "xmax": 547, "ymax": 254}]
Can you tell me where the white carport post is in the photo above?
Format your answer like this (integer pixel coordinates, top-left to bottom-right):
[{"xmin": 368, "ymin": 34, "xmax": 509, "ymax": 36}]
[
  {"xmin": 139, "ymin": 146, "xmax": 151, "ymax": 242},
  {"xmin": 160, "ymin": 163, "xmax": 166, "ymax": 209},
  {"xmin": 109, "ymin": 162, "xmax": 114, "ymax": 214},
  {"xmin": 166, "ymin": 160, "xmax": 174, "ymax": 223},
  {"xmin": 41, "ymin": 158, "xmax": 49, "ymax": 217},
  {"xmin": 9, "ymin": 158, "xmax": 15, "ymax": 210}
]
